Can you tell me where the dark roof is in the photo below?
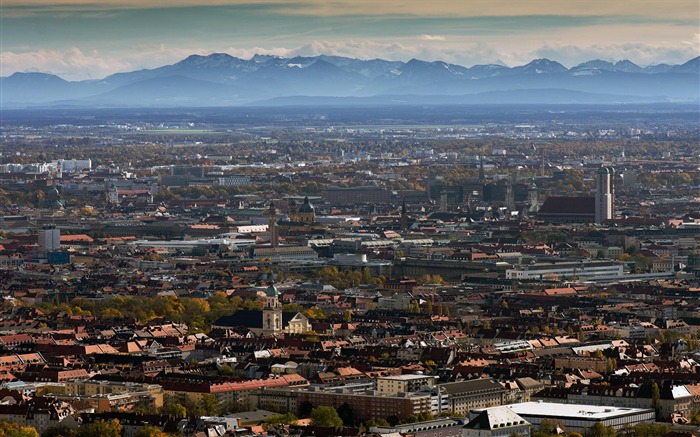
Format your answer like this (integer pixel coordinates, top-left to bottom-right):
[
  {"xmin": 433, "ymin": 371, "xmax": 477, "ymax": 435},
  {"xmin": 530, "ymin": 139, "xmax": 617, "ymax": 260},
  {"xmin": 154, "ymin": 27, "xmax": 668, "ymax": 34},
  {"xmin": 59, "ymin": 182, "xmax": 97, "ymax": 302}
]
[
  {"xmin": 440, "ymin": 378, "xmax": 506, "ymax": 395},
  {"xmin": 464, "ymin": 411, "xmax": 494, "ymax": 430},
  {"xmin": 538, "ymin": 196, "xmax": 595, "ymax": 215},
  {"xmin": 213, "ymin": 310, "xmax": 300, "ymax": 329},
  {"xmin": 299, "ymin": 196, "xmax": 315, "ymax": 213}
]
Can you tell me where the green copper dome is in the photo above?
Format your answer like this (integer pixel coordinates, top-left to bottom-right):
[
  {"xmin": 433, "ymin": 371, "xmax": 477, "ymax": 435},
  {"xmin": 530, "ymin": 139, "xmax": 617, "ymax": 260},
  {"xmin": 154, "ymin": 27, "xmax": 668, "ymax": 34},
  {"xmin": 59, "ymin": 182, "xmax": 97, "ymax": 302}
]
[{"xmin": 266, "ymin": 280, "xmax": 279, "ymax": 297}]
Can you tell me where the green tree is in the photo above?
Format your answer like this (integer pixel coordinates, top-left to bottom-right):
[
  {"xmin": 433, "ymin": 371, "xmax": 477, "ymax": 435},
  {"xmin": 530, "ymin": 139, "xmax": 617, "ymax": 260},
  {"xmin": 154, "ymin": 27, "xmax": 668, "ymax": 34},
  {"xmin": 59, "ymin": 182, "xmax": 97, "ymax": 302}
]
[
  {"xmin": 135, "ymin": 426, "xmax": 171, "ymax": 437},
  {"xmin": 532, "ymin": 419, "xmax": 559, "ymax": 437},
  {"xmin": 218, "ymin": 365, "xmax": 235, "ymax": 377},
  {"xmin": 264, "ymin": 413, "xmax": 298, "ymax": 428},
  {"xmin": 0, "ymin": 420, "xmax": 39, "ymax": 437},
  {"xmin": 201, "ymin": 393, "xmax": 221, "ymax": 416},
  {"xmin": 41, "ymin": 427, "xmax": 80, "ymax": 437},
  {"xmin": 631, "ymin": 423, "xmax": 669, "ymax": 437},
  {"xmin": 79, "ymin": 419, "xmax": 122, "ymax": 437},
  {"xmin": 160, "ymin": 401, "xmax": 187, "ymax": 418},
  {"xmin": 586, "ymin": 422, "xmax": 616, "ymax": 437},
  {"xmin": 651, "ymin": 383, "xmax": 661, "ymax": 419},
  {"xmin": 310, "ymin": 406, "xmax": 343, "ymax": 428},
  {"xmin": 282, "ymin": 303, "xmax": 304, "ymax": 313}
]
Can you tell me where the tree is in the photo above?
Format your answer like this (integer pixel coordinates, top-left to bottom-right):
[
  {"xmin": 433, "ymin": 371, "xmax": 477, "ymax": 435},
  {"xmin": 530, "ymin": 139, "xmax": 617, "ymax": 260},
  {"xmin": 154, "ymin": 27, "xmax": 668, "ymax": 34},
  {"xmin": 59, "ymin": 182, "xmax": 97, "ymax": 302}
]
[
  {"xmin": 310, "ymin": 406, "xmax": 343, "ymax": 428},
  {"xmin": 586, "ymin": 422, "xmax": 616, "ymax": 437},
  {"xmin": 160, "ymin": 401, "xmax": 187, "ymax": 418},
  {"xmin": 410, "ymin": 300, "xmax": 421, "ymax": 314},
  {"xmin": 264, "ymin": 413, "xmax": 298, "ymax": 428},
  {"xmin": 304, "ymin": 306, "xmax": 327, "ymax": 320},
  {"xmin": 631, "ymin": 423, "xmax": 669, "ymax": 437},
  {"xmin": 651, "ymin": 383, "xmax": 661, "ymax": 419},
  {"xmin": 282, "ymin": 303, "xmax": 304, "ymax": 313},
  {"xmin": 606, "ymin": 358, "xmax": 617, "ymax": 373},
  {"xmin": 135, "ymin": 426, "xmax": 171, "ymax": 437},
  {"xmin": 41, "ymin": 427, "xmax": 79, "ymax": 437},
  {"xmin": 218, "ymin": 364, "xmax": 235, "ymax": 377},
  {"xmin": 337, "ymin": 402, "xmax": 354, "ymax": 426},
  {"xmin": 200, "ymin": 393, "xmax": 221, "ymax": 416},
  {"xmin": 533, "ymin": 419, "xmax": 560, "ymax": 437},
  {"xmin": 298, "ymin": 401, "xmax": 313, "ymax": 417},
  {"xmin": 0, "ymin": 420, "xmax": 39, "ymax": 437},
  {"xmin": 79, "ymin": 419, "xmax": 122, "ymax": 437},
  {"xmin": 361, "ymin": 267, "xmax": 371, "ymax": 284}
]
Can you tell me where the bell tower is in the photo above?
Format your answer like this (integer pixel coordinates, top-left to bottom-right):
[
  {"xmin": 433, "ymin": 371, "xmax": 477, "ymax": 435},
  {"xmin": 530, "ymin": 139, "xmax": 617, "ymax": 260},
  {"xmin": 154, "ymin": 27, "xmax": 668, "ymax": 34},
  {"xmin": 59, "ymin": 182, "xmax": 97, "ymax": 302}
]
[{"xmin": 262, "ymin": 280, "xmax": 282, "ymax": 336}]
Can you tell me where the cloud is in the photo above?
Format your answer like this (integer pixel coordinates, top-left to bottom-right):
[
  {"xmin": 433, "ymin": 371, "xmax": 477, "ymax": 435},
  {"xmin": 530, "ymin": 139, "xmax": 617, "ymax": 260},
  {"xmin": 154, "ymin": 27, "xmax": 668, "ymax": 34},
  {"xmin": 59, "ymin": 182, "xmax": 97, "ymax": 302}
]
[
  {"xmin": 2, "ymin": 0, "xmax": 698, "ymax": 21},
  {"xmin": 420, "ymin": 35, "xmax": 446, "ymax": 41},
  {"xmin": 531, "ymin": 41, "xmax": 699, "ymax": 67},
  {"xmin": 0, "ymin": 45, "xmax": 203, "ymax": 80},
  {"xmin": 1, "ymin": 48, "xmax": 129, "ymax": 80}
]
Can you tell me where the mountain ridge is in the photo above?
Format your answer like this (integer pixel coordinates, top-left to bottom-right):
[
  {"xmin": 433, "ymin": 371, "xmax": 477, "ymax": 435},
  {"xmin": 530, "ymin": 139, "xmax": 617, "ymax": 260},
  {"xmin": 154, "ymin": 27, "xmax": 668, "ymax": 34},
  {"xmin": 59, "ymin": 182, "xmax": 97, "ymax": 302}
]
[{"xmin": 1, "ymin": 54, "xmax": 698, "ymax": 107}]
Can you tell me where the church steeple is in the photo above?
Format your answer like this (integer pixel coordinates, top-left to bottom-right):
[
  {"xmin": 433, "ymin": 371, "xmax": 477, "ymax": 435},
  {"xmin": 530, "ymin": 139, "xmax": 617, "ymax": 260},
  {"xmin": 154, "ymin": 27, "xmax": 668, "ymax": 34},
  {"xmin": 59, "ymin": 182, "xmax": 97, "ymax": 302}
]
[
  {"xmin": 400, "ymin": 198, "xmax": 408, "ymax": 231},
  {"xmin": 262, "ymin": 279, "xmax": 282, "ymax": 336},
  {"xmin": 267, "ymin": 201, "xmax": 279, "ymax": 248}
]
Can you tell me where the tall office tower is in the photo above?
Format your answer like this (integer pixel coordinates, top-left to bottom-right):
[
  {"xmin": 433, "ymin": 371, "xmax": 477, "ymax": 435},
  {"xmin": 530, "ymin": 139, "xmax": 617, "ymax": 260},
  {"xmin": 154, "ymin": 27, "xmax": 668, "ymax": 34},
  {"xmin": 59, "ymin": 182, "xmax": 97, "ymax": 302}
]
[{"xmin": 595, "ymin": 166, "xmax": 615, "ymax": 224}]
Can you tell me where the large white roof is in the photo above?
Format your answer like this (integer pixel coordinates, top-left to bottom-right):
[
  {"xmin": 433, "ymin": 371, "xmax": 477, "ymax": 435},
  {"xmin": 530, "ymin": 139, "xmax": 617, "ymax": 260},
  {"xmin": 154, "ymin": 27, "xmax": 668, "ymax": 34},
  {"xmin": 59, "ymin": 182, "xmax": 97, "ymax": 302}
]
[{"xmin": 502, "ymin": 401, "xmax": 653, "ymax": 419}]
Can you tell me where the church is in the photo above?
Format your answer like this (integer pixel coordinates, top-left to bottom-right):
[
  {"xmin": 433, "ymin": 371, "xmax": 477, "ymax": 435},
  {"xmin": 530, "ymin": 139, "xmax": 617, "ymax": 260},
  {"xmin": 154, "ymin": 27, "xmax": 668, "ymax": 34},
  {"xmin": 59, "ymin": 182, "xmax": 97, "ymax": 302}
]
[
  {"xmin": 211, "ymin": 282, "xmax": 310, "ymax": 337},
  {"xmin": 272, "ymin": 196, "xmax": 327, "ymax": 237}
]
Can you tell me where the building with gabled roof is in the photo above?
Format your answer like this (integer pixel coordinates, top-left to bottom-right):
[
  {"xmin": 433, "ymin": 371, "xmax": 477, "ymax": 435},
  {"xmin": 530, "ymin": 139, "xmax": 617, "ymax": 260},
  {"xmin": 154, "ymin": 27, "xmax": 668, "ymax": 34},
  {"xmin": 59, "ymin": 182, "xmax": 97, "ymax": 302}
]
[{"xmin": 463, "ymin": 406, "xmax": 531, "ymax": 437}]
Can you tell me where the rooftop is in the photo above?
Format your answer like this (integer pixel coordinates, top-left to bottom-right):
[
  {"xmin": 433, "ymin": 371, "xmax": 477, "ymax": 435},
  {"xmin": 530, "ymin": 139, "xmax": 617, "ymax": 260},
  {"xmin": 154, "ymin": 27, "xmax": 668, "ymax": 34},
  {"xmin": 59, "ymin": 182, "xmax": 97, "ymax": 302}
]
[{"xmin": 501, "ymin": 401, "xmax": 654, "ymax": 420}]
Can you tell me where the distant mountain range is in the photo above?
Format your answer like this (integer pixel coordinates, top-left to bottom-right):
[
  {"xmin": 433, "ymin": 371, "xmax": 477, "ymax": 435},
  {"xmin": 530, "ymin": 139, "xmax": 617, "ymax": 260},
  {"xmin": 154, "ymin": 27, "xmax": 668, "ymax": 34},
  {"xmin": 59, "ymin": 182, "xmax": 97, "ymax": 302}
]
[{"xmin": 1, "ymin": 54, "xmax": 698, "ymax": 107}]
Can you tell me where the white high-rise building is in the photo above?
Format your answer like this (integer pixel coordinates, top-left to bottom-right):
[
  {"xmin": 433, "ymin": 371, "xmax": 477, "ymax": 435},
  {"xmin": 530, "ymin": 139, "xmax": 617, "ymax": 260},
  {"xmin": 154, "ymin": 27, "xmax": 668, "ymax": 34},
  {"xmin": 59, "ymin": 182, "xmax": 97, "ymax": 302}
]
[{"xmin": 595, "ymin": 166, "xmax": 615, "ymax": 224}]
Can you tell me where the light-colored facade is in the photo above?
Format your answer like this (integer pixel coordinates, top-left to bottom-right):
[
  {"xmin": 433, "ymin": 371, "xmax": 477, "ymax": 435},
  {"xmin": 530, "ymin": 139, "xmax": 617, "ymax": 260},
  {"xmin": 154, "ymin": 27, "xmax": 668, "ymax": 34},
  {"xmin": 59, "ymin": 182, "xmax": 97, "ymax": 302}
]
[
  {"xmin": 463, "ymin": 407, "xmax": 531, "ymax": 437},
  {"xmin": 595, "ymin": 166, "xmax": 614, "ymax": 224},
  {"xmin": 495, "ymin": 401, "xmax": 654, "ymax": 432},
  {"xmin": 377, "ymin": 374, "xmax": 437, "ymax": 396},
  {"xmin": 37, "ymin": 226, "xmax": 60, "ymax": 252},
  {"xmin": 505, "ymin": 260, "xmax": 623, "ymax": 282},
  {"xmin": 372, "ymin": 418, "xmax": 466, "ymax": 437},
  {"xmin": 440, "ymin": 379, "xmax": 507, "ymax": 416}
]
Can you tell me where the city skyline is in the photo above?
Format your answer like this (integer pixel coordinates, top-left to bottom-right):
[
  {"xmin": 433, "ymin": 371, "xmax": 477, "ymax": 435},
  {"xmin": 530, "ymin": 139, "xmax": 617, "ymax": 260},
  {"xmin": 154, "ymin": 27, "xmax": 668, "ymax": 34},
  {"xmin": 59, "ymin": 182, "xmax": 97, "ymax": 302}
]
[{"xmin": 1, "ymin": 0, "xmax": 698, "ymax": 80}]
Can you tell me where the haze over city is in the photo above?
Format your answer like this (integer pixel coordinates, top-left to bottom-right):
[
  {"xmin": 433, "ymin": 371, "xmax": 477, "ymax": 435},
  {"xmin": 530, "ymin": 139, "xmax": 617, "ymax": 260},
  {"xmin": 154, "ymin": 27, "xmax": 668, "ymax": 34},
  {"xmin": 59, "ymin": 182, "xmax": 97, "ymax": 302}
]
[{"xmin": 1, "ymin": 1, "xmax": 700, "ymax": 437}]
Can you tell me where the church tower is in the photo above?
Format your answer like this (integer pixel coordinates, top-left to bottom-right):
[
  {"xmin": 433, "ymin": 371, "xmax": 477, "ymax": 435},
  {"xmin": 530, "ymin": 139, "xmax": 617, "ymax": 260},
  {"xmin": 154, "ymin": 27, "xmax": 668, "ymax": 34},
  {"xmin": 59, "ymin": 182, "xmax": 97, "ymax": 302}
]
[
  {"xmin": 267, "ymin": 201, "xmax": 279, "ymax": 248},
  {"xmin": 595, "ymin": 166, "xmax": 615, "ymax": 224},
  {"xmin": 262, "ymin": 280, "xmax": 282, "ymax": 336},
  {"xmin": 108, "ymin": 183, "xmax": 119, "ymax": 205},
  {"xmin": 528, "ymin": 182, "xmax": 539, "ymax": 212},
  {"xmin": 400, "ymin": 198, "xmax": 408, "ymax": 231},
  {"xmin": 297, "ymin": 196, "xmax": 316, "ymax": 224}
]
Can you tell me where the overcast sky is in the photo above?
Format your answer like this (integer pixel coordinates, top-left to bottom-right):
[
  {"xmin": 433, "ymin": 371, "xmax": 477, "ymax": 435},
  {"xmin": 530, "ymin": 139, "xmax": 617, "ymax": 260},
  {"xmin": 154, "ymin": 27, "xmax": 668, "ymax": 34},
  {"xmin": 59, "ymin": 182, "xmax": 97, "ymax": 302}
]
[{"xmin": 1, "ymin": 0, "xmax": 698, "ymax": 80}]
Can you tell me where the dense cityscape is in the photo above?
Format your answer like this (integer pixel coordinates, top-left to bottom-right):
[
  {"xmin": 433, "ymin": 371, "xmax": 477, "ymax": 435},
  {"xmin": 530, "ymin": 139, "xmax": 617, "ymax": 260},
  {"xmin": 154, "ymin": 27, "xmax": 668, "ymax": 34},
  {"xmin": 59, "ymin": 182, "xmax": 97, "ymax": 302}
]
[{"xmin": 0, "ymin": 103, "xmax": 697, "ymax": 437}]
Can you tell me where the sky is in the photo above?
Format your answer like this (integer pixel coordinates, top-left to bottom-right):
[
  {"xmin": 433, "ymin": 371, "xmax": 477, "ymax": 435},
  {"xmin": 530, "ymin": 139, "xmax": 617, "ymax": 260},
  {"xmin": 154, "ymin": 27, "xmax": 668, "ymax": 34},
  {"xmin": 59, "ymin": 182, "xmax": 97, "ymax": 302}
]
[{"xmin": 1, "ymin": 0, "xmax": 698, "ymax": 81}]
